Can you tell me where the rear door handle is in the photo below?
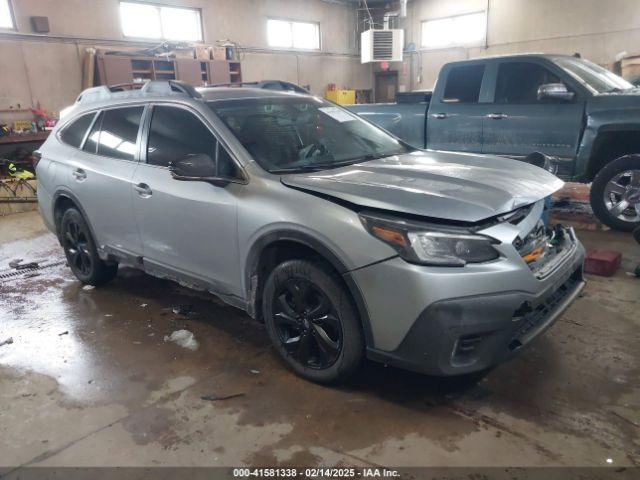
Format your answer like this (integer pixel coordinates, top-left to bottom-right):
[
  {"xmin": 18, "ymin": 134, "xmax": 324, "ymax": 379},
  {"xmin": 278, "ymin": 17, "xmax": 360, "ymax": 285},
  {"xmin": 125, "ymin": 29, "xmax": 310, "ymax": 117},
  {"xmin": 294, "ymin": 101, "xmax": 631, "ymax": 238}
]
[
  {"xmin": 432, "ymin": 113, "xmax": 448, "ymax": 120},
  {"xmin": 72, "ymin": 168, "xmax": 87, "ymax": 181},
  {"xmin": 486, "ymin": 113, "xmax": 508, "ymax": 120},
  {"xmin": 134, "ymin": 183, "xmax": 152, "ymax": 197}
]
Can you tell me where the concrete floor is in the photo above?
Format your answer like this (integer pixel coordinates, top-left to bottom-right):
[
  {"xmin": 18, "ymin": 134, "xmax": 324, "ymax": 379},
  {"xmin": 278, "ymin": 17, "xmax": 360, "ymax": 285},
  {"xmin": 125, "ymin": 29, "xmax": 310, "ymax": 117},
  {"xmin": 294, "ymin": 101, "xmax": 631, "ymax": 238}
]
[{"xmin": 0, "ymin": 210, "xmax": 638, "ymax": 470}]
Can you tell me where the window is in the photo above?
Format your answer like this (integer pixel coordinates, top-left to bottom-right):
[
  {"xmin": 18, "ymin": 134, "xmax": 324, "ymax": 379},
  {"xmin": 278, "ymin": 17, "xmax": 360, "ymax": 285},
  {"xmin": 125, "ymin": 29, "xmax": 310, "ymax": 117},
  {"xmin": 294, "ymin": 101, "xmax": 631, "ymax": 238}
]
[
  {"xmin": 83, "ymin": 107, "xmax": 144, "ymax": 161},
  {"xmin": 422, "ymin": 12, "xmax": 486, "ymax": 49},
  {"xmin": 267, "ymin": 19, "xmax": 320, "ymax": 50},
  {"xmin": 119, "ymin": 2, "xmax": 202, "ymax": 41},
  {"xmin": 147, "ymin": 106, "xmax": 240, "ymax": 177},
  {"xmin": 208, "ymin": 97, "xmax": 413, "ymax": 173},
  {"xmin": 60, "ymin": 113, "xmax": 97, "ymax": 149},
  {"xmin": 0, "ymin": 0, "xmax": 15, "ymax": 29},
  {"xmin": 443, "ymin": 65, "xmax": 485, "ymax": 103},
  {"xmin": 495, "ymin": 62, "xmax": 563, "ymax": 104}
]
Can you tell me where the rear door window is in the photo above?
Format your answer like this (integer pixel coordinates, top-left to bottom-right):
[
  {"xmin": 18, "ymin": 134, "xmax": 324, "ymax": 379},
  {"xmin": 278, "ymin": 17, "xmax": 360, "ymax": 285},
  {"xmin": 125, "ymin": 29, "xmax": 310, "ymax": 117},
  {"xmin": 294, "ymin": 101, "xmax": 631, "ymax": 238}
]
[
  {"xmin": 443, "ymin": 64, "xmax": 485, "ymax": 103},
  {"xmin": 60, "ymin": 112, "xmax": 96, "ymax": 148},
  {"xmin": 96, "ymin": 107, "xmax": 144, "ymax": 161},
  {"xmin": 495, "ymin": 62, "xmax": 562, "ymax": 103}
]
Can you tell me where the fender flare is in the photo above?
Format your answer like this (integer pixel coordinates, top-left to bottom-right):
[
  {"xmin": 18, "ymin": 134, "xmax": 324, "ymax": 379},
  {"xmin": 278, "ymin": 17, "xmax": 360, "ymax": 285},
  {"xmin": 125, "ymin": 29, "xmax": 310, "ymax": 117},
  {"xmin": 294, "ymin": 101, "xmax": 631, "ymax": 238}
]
[
  {"xmin": 52, "ymin": 189, "xmax": 99, "ymax": 245},
  {"xmin": 245, "ymin": 229, "xmax": 374, "ymax": 346}
]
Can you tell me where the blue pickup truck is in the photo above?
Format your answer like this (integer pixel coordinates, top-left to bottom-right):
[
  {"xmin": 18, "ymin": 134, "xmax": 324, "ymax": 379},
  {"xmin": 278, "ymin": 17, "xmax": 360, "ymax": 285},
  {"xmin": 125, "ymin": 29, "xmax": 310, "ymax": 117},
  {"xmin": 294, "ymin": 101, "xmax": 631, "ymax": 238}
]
[{"xmin": 349, "ymin": 54, "xmax": 640, "ymax": 231}]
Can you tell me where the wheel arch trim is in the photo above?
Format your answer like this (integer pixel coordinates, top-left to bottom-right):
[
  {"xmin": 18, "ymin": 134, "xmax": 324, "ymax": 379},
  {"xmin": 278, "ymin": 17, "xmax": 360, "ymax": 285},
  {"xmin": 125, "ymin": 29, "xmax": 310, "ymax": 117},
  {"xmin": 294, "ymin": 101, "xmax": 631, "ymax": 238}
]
[{"xmin": 245, "ymin": 229, "xmax": 375, "ymax": 347}]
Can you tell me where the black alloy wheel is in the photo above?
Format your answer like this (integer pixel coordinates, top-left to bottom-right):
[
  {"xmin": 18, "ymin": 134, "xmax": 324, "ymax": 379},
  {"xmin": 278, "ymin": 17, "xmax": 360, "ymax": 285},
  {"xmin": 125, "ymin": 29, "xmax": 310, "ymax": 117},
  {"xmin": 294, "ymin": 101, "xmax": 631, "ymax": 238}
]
[
  {"xmin": 272, "ymin": 278, "xmax": 343, "ymax": 369},
  {"xmin": 63, "ymin": 218, "xmax": 93, "ymax": 276},
  {"xmin": 263, "ymin": 259, "xmax": 364, "ymax": 384}
]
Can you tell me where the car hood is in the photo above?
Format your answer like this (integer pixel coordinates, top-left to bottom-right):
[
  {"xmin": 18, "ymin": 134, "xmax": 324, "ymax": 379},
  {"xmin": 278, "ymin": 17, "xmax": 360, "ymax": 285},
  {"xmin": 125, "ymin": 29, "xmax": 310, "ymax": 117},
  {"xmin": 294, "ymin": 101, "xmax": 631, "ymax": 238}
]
[{"xmin": 281, "ymin": 150, "xmax": 564, "ymax": 223}]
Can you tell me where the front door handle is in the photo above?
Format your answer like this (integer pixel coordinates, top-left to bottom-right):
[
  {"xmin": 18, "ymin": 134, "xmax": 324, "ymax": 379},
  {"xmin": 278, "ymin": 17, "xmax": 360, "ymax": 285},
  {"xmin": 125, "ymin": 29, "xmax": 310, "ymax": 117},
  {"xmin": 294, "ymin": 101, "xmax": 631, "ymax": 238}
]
[
  {"xmin": 72, "ymin": 168, "xmax": 87, "ymax": 181},
  {"xmin": 432, "ymin": 113, "xmax": 448, "ymax": 120},
  {"xmin": 134, "ymin": 183, "xmax": 152, "ymax": 197},
  {"xmin": 486, "ymin": 113, "xmax": 508, "ymax": 120}
]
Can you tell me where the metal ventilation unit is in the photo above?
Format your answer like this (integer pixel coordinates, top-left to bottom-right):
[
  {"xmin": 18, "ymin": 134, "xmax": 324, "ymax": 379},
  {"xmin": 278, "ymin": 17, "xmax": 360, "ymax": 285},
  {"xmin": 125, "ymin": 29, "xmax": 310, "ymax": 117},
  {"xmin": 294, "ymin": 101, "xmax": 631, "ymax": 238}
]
[{"xmin": 361, "ymin": 28, "xmax": 404, "ymax": 63}]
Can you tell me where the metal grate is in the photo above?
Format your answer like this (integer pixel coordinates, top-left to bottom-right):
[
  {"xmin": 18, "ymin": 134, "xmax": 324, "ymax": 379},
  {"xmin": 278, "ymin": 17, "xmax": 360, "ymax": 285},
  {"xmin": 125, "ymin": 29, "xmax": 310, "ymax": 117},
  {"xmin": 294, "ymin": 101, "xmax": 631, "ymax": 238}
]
[
  {"xmin": 0, "ymin": 260, "xmax": 66, "ymax": 281},
  {"xmin": 372, "ymin": 30, "xmax": 394, "ymax": 60}
]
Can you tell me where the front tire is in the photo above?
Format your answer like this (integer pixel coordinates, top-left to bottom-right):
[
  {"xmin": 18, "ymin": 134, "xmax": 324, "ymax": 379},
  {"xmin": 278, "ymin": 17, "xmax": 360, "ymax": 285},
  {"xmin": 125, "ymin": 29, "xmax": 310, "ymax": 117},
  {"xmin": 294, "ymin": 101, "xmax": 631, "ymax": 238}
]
[
  {"xmin": 262, "ymin": 259, "xmax": 364, "ymax": 384},
  {"xmin": 60, "ymin": 208, "xmax": 118, "ymax": 286},
  {"xmin": 590, "ymin": 155, "xmax": 640, "ymax": 231}
]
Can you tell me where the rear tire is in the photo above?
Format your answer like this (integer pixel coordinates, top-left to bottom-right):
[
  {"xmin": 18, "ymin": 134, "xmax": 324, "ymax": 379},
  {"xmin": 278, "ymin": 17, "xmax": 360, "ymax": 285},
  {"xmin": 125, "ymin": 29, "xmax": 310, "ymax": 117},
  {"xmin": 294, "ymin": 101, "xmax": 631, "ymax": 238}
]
[
  {"xmin": 59, "ymin": 208, "xmax": 118, "ymax": 286},
  {"xmin": 590, "ymin": 155, "xmax": 640, "ymax": 231},
  {"xmin": 262, "ymin": 259, "xmax": 364, "ymax": 384}
]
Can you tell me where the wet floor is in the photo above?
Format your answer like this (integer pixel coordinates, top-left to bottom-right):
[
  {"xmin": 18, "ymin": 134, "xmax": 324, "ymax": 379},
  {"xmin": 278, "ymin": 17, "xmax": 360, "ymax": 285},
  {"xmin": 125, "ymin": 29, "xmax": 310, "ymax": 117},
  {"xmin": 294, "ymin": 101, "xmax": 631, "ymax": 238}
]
[{"xmin": 0, "ymin": 211, "xmax": 638, "ymax": 469}]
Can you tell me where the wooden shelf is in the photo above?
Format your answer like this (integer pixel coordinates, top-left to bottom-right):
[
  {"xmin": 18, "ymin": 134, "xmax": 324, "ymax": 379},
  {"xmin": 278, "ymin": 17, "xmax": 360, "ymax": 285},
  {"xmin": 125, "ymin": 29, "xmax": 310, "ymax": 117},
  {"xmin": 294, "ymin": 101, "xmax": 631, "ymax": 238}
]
[{"xmin": 0, "ymin": 131, "xmax": 50, "ymax": 145}]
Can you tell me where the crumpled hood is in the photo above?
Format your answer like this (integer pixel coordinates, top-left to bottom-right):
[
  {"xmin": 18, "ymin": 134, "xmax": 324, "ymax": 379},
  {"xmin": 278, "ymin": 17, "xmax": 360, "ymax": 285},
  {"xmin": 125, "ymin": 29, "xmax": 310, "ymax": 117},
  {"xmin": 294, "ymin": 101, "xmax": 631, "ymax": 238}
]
[{"xmin": 281, "ymin": 150, "xmax": 564, "ymax": 223}]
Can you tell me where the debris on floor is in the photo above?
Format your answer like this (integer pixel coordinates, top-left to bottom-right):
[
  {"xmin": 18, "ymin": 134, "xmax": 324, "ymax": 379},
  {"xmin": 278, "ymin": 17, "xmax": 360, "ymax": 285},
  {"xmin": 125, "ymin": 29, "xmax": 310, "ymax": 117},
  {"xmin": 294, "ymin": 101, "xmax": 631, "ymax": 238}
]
[
  {"xmin": 250, "ymin": 369, "xmax": 261, "ymax": 375},
  {"xmin": 201, "ymin": 393, "xmax": 245, "ymax": 401},
  {"xmin": 163, "ymin": 329, "xmax": 199, "ymax": 350},
  {"xmin": 172, "ymin": 304, "xmax": 194, "ymax": 316},
  {"xmin": 82, "ymin": 285, "xmax": 95, "ymax": 291},
  {"xmin": 58, "ymin": 331, "xmax": 69, "ymax": 336},
  {"xmin": 140, "ymin": 303, "xmax": 148, "ymax": 308},
  {"xmin": 8, "ymin": 259, "xmax": 23, "ymax": 268},
  {"xmin": 9, "ymin": 260, "xmax": 39, "ymax": 270},
  {"xmin": 0, "ymin": 337, "xmax": 13, "ymax": 347},
  {"xmin": 584, "ymin": 250, "xmax": 622, "ymax": 276}
]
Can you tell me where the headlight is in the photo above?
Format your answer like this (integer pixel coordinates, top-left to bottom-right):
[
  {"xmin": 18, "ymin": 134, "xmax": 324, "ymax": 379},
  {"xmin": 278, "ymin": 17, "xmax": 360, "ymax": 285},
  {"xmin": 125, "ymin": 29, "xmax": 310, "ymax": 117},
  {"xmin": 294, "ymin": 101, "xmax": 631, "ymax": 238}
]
[{"xmin": 360, "ymin": 212, "xmax": 499, "ymax": 267}]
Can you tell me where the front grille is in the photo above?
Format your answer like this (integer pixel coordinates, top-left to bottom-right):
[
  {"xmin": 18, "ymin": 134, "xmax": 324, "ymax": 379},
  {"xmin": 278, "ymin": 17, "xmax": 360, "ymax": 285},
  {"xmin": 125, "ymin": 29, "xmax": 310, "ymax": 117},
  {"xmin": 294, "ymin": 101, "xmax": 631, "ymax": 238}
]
[{"xmin": 509, "ymin": 268, "xmax": 581, "ymax": 350}]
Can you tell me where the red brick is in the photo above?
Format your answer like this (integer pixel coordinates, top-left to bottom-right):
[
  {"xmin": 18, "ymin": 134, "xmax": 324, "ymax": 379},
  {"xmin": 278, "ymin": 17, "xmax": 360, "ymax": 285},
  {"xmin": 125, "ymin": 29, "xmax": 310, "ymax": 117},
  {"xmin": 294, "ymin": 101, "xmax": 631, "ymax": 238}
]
[{"xmin": 584, "ymin": 250, "xmax": 622, "ymax": 277}]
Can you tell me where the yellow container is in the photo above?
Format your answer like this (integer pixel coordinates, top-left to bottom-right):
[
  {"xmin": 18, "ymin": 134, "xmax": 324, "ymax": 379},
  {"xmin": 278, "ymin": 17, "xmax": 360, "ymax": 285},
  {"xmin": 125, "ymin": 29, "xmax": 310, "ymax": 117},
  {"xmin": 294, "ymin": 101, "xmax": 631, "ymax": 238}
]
[{"xmin": 325, "ymin": 89, "xmax": 356, "ymax": 105}]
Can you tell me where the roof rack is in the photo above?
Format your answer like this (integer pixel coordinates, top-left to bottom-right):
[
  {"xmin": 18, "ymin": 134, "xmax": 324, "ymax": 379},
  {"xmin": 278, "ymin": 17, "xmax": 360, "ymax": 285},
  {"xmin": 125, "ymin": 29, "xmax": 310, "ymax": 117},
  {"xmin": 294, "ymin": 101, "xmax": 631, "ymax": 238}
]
[
  {"xmin": 75, "ymin": 80, "xmax": 202, "ymax": 105},
  {"xmin": 207, "ymin": 80, "xmax": 309, "ymax": 94}
]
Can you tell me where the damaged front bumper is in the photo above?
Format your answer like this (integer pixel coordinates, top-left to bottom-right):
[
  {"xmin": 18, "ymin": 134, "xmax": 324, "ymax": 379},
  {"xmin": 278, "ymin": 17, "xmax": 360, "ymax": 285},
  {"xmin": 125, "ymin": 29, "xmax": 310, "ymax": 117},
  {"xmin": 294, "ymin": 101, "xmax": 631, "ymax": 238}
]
[{"xmin": 349, "ymin": 204, "xmax": 586, "ymax": 376}]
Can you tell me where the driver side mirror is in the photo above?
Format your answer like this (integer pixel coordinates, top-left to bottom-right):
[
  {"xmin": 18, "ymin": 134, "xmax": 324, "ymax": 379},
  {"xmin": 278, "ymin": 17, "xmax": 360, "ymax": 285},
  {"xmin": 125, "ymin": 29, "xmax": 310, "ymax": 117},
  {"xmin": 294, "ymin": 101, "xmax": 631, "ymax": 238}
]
[
  {"xmin": 169, "ymin": 153, "xmax": 233, "ymax": 185},
  {"xmin": 537, "ymin": 83, "xmax": 575, "ymax": 102}
]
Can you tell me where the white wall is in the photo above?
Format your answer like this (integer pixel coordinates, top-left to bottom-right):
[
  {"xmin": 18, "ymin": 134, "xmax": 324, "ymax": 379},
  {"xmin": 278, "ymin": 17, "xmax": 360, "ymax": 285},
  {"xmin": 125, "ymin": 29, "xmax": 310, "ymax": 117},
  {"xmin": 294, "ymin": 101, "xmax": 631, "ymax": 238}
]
[
  {"xmin": 401, "ymin": 0, "xmax": 640, "ymax": 90},
  {"xmin": 0, "ymin": 0, "xmax": 371, "ymax": 113}
]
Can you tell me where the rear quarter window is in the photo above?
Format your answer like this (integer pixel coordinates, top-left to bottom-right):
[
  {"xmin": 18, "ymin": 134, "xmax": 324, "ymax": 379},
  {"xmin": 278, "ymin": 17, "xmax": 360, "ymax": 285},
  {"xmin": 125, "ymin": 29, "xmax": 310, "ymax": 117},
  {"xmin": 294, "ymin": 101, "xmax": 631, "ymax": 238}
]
[{"xmin": 59, "ymin": 112, "xmax": 96, "ymax": 148}]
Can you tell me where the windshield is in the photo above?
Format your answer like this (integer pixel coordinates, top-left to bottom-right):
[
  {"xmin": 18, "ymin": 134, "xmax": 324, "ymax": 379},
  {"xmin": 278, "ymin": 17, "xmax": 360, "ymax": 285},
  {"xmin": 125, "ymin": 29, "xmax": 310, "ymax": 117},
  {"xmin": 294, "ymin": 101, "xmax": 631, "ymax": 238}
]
[
  {"xmin": 554, "ymin": 57, "xmax": 634, "ymax": 94},
  {"xmin": 208, "ymin": 96, "xmax": 413, "ymax": 173}
]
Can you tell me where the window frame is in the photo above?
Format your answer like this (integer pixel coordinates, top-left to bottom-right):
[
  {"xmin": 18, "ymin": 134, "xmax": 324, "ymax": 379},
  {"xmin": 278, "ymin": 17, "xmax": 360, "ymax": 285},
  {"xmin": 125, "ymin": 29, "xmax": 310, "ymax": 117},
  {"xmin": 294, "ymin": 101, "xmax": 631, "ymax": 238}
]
[
  {"xmin": 140, "ymin": 102, "xmax": 247, "ymax": 183},
  {"xmin": 493, "ymin": 61, "xmax": 571, "ymax": 105},
  {"xmin": 441, "ymin": 64, "xmax": 486, "ymax": 104},
  {"xmin": 421, "ymin": 11, "xmax": 487, "ymax": 50},
  {"xmin": 0, "ymin": 0, "xmax": 16, "ymax": 31},
  {"xmin": 57, "ymin": 111, "xmax": 99, "ymax": 150},
  {"xmin": 57, "ymin": 104, "xmax": 147, "ymax": 162},
  {"xmin": 119, "ymin": 1, "xmax": 203, "ymax": 42},
  {"xmin": 266, "ymin": 17, "xmax": 321, "ymax": 51}
]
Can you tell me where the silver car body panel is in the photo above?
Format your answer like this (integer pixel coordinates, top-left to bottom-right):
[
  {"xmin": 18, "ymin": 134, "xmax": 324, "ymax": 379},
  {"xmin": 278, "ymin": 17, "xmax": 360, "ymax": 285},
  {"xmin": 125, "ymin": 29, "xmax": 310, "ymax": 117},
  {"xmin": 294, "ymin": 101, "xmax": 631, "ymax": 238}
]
[
  {"xmin": 37, "ymin": 86, "xmax": 585, "ymax": 375},
  {"xmin": 281, "ymin": 150, "xmax": 564, "ymax": 223}
]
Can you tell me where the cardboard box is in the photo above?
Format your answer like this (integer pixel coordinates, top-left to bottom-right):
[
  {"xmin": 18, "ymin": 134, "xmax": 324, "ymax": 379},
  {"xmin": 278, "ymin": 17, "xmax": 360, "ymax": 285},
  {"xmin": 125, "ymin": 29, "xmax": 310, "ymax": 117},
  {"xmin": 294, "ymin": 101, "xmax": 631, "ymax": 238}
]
[
  {"xmin": 196, "ymin": 45, "xmax": 212, "ymax": 60},
  {"xmin": 212, "ymin": 46, "xmax": 227, "ymax": 61},
  {"xmin": 174, "ymin": 49, "xmax": 195, "ymax": 59}
]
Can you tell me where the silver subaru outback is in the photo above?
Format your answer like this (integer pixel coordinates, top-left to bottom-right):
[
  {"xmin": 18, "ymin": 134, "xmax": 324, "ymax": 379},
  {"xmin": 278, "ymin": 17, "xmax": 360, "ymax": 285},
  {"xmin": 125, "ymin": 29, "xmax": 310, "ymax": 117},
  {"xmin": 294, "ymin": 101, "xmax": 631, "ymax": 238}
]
[{"xmin": 36, "ymin": 81, "xmax": 585, "ymax": 383}]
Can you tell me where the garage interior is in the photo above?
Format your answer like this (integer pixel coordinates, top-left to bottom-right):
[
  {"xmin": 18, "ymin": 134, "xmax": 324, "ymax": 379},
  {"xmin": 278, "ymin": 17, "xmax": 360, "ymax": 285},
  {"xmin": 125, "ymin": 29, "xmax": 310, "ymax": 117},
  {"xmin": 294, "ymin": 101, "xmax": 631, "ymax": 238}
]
[{"xmin": 0, "ymin": 0, "xmax": 639, "ymax": 475}]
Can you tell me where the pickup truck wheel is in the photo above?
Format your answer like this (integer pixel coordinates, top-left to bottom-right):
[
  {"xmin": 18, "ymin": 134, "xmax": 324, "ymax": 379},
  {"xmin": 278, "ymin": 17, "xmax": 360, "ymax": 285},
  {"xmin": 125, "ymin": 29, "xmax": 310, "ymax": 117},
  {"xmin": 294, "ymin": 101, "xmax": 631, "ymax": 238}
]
[
  {"xmin": 60, "ymin": 208, "xmax": 118, "ymax": 286},
  {"xmin": 262, "ymin": 259, "xmax": 364, "ymax": 384},
  {"xmin": 590, "ymin": 155, "xmax": 640, "ymax": 231}
]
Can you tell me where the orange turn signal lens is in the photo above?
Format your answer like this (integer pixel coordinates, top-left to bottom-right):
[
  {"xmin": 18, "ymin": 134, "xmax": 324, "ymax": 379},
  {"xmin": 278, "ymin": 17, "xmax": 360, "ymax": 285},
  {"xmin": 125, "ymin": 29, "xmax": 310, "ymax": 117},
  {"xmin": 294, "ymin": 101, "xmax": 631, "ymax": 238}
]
[
  {"xmin": 521, "ymin": 246, "xmax": 544, "ymax": 263},
  {"xmin": 371, "ymin": 225, "xmax": 407, "ymax": 248}
]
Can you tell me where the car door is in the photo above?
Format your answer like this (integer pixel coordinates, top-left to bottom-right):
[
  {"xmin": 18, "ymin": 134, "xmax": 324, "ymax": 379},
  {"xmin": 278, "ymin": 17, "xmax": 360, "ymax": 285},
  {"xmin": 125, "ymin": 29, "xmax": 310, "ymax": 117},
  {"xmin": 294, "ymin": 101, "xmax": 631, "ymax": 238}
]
[
  {"xmin": 67, "ymin": 105, "xmax": 145, "ymax": 257},
  {"xmin": 131, "ymin": 103, "xmax": 243, "ymax": 297},
  {"xmin": 481, "ymin": 59, "xmax": 585, "ymax": 174},
  {"xmin": 426, "ymin": 62, "xmax": 488, "ymax": 152}
]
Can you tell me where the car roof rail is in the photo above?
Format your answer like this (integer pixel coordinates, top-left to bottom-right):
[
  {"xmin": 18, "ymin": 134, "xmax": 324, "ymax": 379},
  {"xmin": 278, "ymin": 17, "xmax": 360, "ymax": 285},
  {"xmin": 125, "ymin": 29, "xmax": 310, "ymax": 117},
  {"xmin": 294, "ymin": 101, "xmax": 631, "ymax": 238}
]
[
  {"xmin": 75, "ymin": 80, "xmax": 202, "ymax": 105},
  {"xmin": 208, "ymin": 80, "xmax": 309, "ymax": 94}
]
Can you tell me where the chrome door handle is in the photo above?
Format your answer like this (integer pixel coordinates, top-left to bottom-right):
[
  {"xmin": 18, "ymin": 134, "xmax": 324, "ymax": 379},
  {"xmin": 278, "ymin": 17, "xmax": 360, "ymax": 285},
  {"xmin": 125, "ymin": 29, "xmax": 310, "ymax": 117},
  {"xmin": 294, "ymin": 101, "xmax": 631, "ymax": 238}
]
[
  {"xmin": 72, "ymin": 168, "xmax": 87, "ymax": 180},
  {"xmin": 486, "ymin": 113, "xmax": 508, "ymax": 120},
  {"xmin": 134, "ymin": 183, "xmax": 152, "ymax": 197},
  {"xmin": 432, "ymin": 113, "xmax": 447, "ymax": 120}
]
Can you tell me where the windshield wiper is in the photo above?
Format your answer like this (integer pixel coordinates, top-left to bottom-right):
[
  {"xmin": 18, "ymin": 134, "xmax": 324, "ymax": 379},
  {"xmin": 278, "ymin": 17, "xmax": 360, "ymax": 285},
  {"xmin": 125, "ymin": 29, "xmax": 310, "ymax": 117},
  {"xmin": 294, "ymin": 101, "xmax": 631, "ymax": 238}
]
[{"xmin": 270, "ymin": 152, "xmax": 404, "ymax": 174}]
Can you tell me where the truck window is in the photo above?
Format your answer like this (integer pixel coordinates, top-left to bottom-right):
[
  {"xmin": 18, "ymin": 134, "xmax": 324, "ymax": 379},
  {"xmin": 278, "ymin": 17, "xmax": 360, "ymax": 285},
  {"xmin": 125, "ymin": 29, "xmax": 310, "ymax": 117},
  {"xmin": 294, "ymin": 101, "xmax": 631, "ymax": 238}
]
[
  {"xmin": 495, "ymin": 62, "xmax": 562, "ymax": 104},
  {"xmin": 443, "ymin": 65, "xmax": 485, "ymax": 103}
]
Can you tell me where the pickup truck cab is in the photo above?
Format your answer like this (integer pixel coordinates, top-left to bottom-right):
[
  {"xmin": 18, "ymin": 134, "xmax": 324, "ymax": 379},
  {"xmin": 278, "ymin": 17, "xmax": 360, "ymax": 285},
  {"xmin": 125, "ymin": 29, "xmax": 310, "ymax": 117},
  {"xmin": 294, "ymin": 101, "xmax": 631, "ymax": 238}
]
[{"xmin": 349, "ymin": 54, "xmax": 640, "ymax": 231}]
